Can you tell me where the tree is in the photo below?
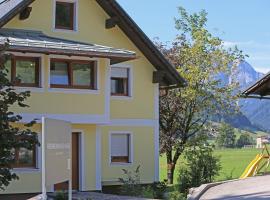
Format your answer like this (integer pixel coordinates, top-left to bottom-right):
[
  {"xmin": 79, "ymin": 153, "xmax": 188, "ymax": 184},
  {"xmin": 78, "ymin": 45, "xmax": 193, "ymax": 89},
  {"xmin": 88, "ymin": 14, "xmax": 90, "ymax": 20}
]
[
  {"xmin": 216, "ymin": 123, "xmax": 236, "ymax": 148},
  {"xmin": 0, "ymin": 44, "xmax": 38, "ymax": 190},
  {"xmin": 177, "ymin": 144, "xmax": 221, "ymax": 193},
  {"xmin": 236, "ymin": 134, "xmax": 254, "ymax": 148},
  {"xmin": 159, "ymin": 7, "xmax": 244, "ymax": 184}
]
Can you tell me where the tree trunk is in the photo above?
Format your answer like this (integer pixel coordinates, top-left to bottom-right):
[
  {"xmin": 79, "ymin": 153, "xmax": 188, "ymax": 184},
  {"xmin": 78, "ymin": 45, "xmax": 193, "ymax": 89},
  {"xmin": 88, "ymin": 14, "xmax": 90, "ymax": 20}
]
[{"xmin": 167, "ymin": 163, "xmax": 176, "ymax": 184}]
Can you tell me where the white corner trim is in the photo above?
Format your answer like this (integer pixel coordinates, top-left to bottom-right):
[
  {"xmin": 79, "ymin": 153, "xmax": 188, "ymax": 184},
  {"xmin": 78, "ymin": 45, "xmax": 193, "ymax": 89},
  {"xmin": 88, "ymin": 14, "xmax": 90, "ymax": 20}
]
[
  {"xmin": 110, "ymin": 63, "xmax": 134, "ymax": 100},
  {"xmin": 95, "ymin": 126, "xmax": 102, "ymax": 190},
  {"xmin": 52, "ymin": 0, "xmax": 79, "ymax": 33},
  {"xmin": 154, "ymin": 83, "xmax": 160, "ymax": 182},
  {"xmin": 104, "ymin": 59, "xmax": 111, "ymax": 120},
  {"xmin": 109, "ymin": 131, "xmax": 134, "ymax": 166}
]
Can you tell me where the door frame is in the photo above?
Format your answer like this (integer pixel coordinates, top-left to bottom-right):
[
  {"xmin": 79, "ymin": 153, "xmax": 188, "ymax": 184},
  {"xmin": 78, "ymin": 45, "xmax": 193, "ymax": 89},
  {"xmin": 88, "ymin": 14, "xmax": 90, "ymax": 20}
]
[{"xmin": 72, "ymin": 129, "xmax": 85, "ymax": 191}]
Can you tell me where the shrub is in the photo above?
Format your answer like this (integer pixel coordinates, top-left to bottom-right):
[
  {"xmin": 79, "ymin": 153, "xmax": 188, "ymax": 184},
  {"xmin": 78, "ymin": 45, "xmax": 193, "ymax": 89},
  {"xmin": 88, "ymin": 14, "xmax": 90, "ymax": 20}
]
[
  {"xmin": 167, "ymin": 191, "xmax": 186, "ymax": 200},
  {"xmin": 118, "ymin": 165, "xmax": 142, "ymax": 196},
  {"xmin": 177, "ymin": 145, "xmax": 221, "ymax": 193},
  {"xmin": 118, "ymin": 166, "xmax": 167, "ymax": 198},
  {"xmin": 54, "ymin": 191, "xmax": 68, "ymax": 200}
]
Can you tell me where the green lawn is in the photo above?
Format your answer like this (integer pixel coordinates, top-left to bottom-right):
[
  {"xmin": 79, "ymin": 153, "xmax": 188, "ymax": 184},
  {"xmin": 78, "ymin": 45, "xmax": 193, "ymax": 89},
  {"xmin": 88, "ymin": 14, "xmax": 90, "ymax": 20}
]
[{"xmin": 160, "ymin": 148, "xmax": 264, "ymax": 183}]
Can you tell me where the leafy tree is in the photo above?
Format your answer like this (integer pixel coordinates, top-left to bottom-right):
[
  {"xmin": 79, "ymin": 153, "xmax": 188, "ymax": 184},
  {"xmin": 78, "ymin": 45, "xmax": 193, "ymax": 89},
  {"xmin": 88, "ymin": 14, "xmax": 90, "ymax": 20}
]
[
  {"xmin": 177, "ymin": 144, "xmax": 221, "ymax": 194},
  {"xmin": 216, "ymin": 122, "xmax": 236, "ymax": 148},
  {"xmin": 158, "ymin": 7, "xmax": 244, "ymax": 184},
  {"xmin": 236, "ymin": 134, "xmax": 254, "ymax": 148},
  {"xmin": 0, "ymin": 44, "xmax": 38, "ymax": 190}
]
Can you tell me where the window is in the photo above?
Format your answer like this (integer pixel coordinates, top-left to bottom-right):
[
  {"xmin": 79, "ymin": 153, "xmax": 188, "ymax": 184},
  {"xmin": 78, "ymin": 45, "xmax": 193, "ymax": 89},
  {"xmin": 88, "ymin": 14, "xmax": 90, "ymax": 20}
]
[
  {"xmin": 110, "ymin": 133, "xmax": 131, "ymax": 164},
  {"xmin": 11, "ymin": 147, "xmax": 36, "ymax": 168},
  {"xmin": 4, "ymin": 56, "xmax": 40, "ymax": 87},
  {"xmin": 111, "ymin": 67, "xmax": 129, "ymax": 96},
  {"xmin": 55, "ymin": 1, "xmax": 75, "ymax": 30},
  {"xmin": 50, "ymin": 59, "xmax": 96, "ymax": 89}
]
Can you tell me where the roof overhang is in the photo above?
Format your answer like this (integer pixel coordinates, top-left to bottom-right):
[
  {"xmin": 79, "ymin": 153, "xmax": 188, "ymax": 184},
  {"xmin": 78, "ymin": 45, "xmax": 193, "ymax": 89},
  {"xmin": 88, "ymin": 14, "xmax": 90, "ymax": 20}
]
[
  {"xmin": 0, "ymin": 28, "xmax": 137, "ymax": 64},
  {"xmin": 96, "ymin": 0, "xmax": 186, "ymax": 87},
  {"xmin": 0, "ymin": 0, "xmax": 187, "ymax": 87},
  {"xmin": 242, "ymin": 72, "xmax": 270, "ymax": 100}
]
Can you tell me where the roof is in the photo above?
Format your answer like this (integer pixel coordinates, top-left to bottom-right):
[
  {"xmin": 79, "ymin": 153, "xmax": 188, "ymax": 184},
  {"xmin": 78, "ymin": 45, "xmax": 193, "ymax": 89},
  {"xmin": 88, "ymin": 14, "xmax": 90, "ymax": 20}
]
[
  {"xmin": 0, "ymin": 28, "xmax": 136, "ymax": 64},
  {"xmin": 0, "ymin": 0, "xmax": 186, "ymax": 87},
  {"xmin": 242, "ymin": 72, "xmax": 270, "ymax": 99},
  {"xmin": 0, "ymin": 0, "xmax": 34, "ymax": 27}
]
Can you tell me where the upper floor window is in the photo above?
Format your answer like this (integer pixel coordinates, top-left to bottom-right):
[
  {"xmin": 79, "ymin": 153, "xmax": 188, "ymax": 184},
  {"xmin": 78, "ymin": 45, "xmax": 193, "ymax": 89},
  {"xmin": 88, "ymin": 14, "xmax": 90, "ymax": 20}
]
[
  {"xmin": 55, "ymin": 1, "xmax": 76, "ymax": 30},
  {"xmin": 50, "ymin": 59, "xmax": 97, "ymax": 89},
  {"xmin": 111, "ymin": 67, "xmax": 130, "ymax": 96},
  {"xmin": 5, "ymin": 56, "xmax": 40, "ymax": 87}
]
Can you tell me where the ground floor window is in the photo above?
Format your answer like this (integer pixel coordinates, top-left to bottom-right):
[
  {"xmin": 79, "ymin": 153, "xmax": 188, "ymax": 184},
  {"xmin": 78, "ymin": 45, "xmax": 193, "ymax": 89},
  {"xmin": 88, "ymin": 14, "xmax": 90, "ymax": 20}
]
[
  {"xmin": 110, "ymin": 133, "xmax": 131, "ymax": 164},
  {"xmin": 11, "ymin": 147, "xmax": 36, "ymax": 168}
]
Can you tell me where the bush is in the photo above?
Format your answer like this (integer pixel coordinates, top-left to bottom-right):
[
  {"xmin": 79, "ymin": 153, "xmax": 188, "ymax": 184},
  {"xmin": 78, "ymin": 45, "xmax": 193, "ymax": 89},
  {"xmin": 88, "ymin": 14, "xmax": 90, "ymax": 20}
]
[
  {"xmin": 167, "ymin": 191, "xmax": 186, "ymax": 200},
  {"xmin": 118, "ymin": 166, "xmax": 167, "ymax": 198},
  {"xmin": 54, "ymin": 191, "xmax": 68, "ymax": 200},
  {"xmin": 118, "ymin": 165, "xmax": 142, "ymax": 196},
  {"xmin": 177, "ymin": 145, "xmax": 221, "ymax": 193}
]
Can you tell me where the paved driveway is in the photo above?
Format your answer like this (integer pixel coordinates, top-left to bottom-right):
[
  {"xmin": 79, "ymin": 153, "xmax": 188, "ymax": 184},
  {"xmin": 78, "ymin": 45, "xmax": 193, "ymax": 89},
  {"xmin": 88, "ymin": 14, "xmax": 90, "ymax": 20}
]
[
  {"xmin": 29, "ymin": 192, "xmax": 155, "ymax": 200},
  {"xmin": 200, "ymin": 175, "xmax": 270, "ymax": 200}
]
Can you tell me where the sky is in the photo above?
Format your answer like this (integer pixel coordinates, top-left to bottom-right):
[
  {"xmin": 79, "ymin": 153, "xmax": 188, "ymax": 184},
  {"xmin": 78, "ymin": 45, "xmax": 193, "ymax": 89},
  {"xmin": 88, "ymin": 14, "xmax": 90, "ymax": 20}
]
[{"xmin": 117, "ymin": 0, "xmax": 270, "ymax": 73}]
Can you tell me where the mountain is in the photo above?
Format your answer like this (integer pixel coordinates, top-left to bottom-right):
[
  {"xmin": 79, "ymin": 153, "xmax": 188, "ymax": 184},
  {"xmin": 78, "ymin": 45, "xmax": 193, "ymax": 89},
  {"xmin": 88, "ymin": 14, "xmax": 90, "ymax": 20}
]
[{"xmin": 232, "ymin": 61, "xmax": 270, "ymax": 132}]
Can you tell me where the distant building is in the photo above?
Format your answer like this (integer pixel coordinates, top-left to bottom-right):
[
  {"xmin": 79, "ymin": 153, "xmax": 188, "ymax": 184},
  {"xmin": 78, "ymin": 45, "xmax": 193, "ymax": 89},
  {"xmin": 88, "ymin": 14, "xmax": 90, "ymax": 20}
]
[{"xmin": 256, "ymin": 136, "xmax": 269, "ymax": 148}]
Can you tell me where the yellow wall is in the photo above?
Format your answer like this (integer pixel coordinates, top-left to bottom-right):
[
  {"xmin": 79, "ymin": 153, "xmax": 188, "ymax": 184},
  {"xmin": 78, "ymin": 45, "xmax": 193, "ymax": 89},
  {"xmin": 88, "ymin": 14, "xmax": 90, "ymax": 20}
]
[
  {"xmin": 4, "ymin": 0, "xmax": 156, "ymax": 119},
  {"xmin": 10, "ymin": 55, "xmax": 107, "ymax": 116},
  {"xmin": 100, "ymin": 126, "xmax": 155, "ymax": 184},
  {"xmin": 1, "ymin": 0, "xmax": 158, "ymax": 194},
  {"xmin": 0, "ymin": 124, "xmax": 98, "ymax": 194}
]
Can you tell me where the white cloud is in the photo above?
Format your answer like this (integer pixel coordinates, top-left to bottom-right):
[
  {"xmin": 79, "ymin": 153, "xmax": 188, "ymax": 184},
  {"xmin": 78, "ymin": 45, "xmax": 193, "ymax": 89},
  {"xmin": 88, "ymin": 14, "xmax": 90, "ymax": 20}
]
[
  {"xmin": 222, "ymin": 40, "xmax": 255, "ymax": 48},
  {"xmin": 253, "ymin": 66, "xmax": 270, "ymax": 74}
]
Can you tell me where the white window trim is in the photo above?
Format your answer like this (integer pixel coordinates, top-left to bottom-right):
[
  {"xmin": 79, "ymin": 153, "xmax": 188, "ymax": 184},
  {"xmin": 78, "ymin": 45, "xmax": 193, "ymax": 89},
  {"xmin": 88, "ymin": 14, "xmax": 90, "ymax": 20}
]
[
  {"xmin": 6, "ymin": 52, "xmax": 45, "ymax": 93},
  {"xmin": 52, "ymin": 0, "xmax": 79, "ymax": 33},
  {"xmin": 47, "ymin": 55, "xmax": 100, "ymax": 95},
  {"xmin": 12, "ymin": 132, "xmax": 42, "ymax": 173},
  {"xmin": 110, "ymin": 64, "xmax": 133, "ymax": 100},
  {"xmin": 109, "ymin": 131, "xmax": 133, "ymax": 166}
]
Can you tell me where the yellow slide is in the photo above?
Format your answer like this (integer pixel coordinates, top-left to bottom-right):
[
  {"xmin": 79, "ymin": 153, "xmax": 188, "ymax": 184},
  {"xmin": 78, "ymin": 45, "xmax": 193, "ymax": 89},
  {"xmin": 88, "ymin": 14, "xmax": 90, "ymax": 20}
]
[{"xmin": 240, "ymin": 154, "xmax": 264, "ymax": 179}]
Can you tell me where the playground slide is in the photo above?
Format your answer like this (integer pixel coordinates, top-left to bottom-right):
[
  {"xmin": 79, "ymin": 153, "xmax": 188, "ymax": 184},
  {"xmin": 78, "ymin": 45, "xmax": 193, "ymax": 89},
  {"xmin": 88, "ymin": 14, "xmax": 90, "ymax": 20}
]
[{"xmin": 240, "ymin": 154, "xmax": 264, "ymax": 179}]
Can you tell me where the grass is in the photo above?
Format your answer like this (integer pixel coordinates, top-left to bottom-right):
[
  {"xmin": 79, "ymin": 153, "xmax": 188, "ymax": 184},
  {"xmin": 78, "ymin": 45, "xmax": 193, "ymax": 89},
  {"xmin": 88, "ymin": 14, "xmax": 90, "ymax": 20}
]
[{"xmin": 160, "ymin": 147, "xmax": 268, "ymax": 183}]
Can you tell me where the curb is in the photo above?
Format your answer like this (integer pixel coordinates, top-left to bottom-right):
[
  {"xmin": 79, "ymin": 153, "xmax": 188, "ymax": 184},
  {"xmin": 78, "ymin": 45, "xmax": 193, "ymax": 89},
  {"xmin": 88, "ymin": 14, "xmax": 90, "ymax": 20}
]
[{"xmin": 187, "ymin": 179, "xmax": 238, "ymax": 200}]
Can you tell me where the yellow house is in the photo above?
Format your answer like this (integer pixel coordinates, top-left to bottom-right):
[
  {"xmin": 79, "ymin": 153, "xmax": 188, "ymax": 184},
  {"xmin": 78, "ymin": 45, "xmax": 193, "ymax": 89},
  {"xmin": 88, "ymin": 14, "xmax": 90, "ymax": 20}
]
[{"xmin": 0, "ymin": 0, "xmax": 185, "ymax": 195}]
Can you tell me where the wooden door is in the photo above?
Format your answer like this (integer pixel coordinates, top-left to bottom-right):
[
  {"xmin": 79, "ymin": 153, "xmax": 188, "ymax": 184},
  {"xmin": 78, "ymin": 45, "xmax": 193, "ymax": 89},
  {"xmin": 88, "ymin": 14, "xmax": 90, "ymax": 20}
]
[
  {"xmin": 54, "ymin": 132, "xmax": 79, "ymax": 191},
  {"xmin": 72, "ymin": 132, "xmax": 79, "ymax": 190}
]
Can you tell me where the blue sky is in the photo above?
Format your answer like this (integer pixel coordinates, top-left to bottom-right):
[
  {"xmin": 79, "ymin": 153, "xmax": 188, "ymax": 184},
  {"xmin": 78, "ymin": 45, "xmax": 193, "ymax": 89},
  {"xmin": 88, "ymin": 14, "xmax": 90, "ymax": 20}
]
[{"xmin": 117, "ymin": 0, "xmax": 270, "ymax": 73}]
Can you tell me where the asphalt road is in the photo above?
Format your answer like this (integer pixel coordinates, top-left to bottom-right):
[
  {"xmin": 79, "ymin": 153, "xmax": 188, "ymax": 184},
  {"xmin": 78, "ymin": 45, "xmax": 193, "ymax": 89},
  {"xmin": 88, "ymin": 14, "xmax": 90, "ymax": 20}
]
[{"xmin": 200, "ymin": 175, "xmax": 270, "ymax": 200}]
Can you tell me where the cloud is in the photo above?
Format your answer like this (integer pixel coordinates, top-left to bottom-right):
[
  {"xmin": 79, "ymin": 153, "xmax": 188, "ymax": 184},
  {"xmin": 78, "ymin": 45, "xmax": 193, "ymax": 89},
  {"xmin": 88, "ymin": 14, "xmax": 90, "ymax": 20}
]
[
  {"xmin": 223, "ymin": 40, "xmax": 270, "ymax": 50},
  {"xmin": 222, "ymin": 40, "xmax": 255, "ymax": 48},
  {"xmin": 253, "ymin": 66, "xmax": 270, "ymax": 74}
]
